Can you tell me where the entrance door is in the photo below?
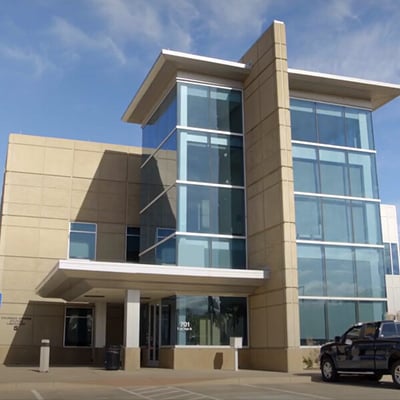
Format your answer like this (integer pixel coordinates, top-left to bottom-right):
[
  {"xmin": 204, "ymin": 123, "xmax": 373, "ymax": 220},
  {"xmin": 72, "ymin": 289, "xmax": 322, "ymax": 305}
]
[{"xmin": 147, "ymin": 303, "xmax": 161, "ymax": 366}]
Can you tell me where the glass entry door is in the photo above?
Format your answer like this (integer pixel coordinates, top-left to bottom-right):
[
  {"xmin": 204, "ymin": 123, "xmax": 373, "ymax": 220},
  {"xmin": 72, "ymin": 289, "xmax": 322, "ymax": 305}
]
[{"xmin": 147, "ymin": 303, "xmax": 161, "ymax": 366}]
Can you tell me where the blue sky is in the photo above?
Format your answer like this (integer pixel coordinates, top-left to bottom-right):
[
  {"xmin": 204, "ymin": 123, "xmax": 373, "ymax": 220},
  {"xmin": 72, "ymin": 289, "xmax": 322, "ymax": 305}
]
[{"xmin": 1, "ymin": 0, "xmax": 400, "ymax": 213}]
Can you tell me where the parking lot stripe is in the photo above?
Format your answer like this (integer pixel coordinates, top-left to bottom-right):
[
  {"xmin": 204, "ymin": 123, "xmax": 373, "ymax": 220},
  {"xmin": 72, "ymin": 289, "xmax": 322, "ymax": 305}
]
[
  {"xmin": 31, "ymin": 390, "xmax": 44, "ymax": 400},
  {"xmin": 243, "ymin": 384, "xmax": 333, "ymax": 400}
]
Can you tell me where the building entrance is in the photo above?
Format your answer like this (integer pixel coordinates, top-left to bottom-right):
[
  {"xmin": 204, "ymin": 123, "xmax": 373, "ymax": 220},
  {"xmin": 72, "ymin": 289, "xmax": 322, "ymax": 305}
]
[{"xmin": 145, "ymin": 303, "xmax": 161, "ymax": 366}]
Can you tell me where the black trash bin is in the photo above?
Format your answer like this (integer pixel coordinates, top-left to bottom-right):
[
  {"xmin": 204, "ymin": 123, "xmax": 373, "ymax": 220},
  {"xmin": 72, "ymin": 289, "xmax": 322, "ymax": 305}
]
[{"xmin": 105, "ymin": 345, "xmax": 121, "ymax": 370}]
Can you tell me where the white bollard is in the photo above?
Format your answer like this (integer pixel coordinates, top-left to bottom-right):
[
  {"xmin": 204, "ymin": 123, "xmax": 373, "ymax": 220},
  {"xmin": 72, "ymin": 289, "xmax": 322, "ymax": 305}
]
[{"xmin": 39, "ymin": 339, "xmax": 50, "ymax": 373}]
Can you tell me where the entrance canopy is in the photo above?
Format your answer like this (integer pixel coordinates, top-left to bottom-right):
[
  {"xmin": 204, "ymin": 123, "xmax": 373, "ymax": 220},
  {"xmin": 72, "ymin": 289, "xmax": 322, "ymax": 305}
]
[{"xmin": 36, "ymin": 260, "xmax": 268, "ymax": 303}]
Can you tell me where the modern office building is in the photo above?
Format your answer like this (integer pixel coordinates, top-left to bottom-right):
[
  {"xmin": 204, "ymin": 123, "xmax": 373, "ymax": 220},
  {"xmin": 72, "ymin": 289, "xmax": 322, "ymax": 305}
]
[{"xmin": 1, "ymin": 21, "xmax": 400, "ymax": 372}]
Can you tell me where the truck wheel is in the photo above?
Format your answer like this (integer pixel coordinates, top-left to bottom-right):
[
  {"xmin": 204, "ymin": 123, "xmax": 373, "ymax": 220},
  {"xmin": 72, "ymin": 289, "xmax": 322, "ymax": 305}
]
[
  {"xmin": 321, "ymin": 357, "xmax": 338, "ymax": 382},
  {"xmin": 392, "ymin": 360, "xmax": 400, "ymax": 388}
]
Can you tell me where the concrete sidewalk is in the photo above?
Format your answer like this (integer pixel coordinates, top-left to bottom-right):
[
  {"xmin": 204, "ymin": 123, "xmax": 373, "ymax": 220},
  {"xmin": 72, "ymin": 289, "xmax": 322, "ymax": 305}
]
[{"xmin": 0, "ymin": 365, "xmax": 316, "ymax": 390}]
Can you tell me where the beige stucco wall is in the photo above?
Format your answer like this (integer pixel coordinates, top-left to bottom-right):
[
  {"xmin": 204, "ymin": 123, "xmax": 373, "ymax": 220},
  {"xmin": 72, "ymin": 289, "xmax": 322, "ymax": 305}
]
[
  {"xmin": 0, "ymin": 133, "xmax": 142, "ymax": 365},
  {"xmin": 240, "ymin": 21, "xmax": 301, "ymax": 372}
]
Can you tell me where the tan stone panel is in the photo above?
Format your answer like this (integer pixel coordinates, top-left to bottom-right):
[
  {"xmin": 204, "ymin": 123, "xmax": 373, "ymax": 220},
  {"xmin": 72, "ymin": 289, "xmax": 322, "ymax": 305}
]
[
  {"xmin": 72, "ymin": 150, "xmax": 103, "ymax": 179},
  {"xmin": 5, "ymin": 171, "xmax": 43, "ymax": 187},
  {"xmin": 71, "ymin": 190, "xmax": 98, "ymax": 210},
  {"xmin": 40, "ymin": 205, "xmax": 70, "ymax": 220},
  {"xmin": 70, "ymin": 207, "xmax": 98, "ymax": 221},
  {"xmin": 42, "ymin": 175, "xmax": 71, "ymax": 190},
  {"xmin": 39, "ymin": 218, "xmax": 69, "ymax": 230},
  {"xmin": 42, "ymin": 187, "xmax": 70, "ymax": 207},
  {"xmin": 38, "ymin": 229, "xmax": 68, "ymax": 259},
  {"xmin": 267, "ymin": 304, "xmax": 287, "ymax": 347},
  {"xmin": 44, "ymin": 147, "xmax": 73, "ymax": 177},
  {"xmin": 243, "ymin": 91, "xmax": 260, "ymax": 132},
  {"xmin": 44, "ymin": 136, "xmax": 74, "ymax": 149},
  {"xmin": 97, "ymin": 232, "xmax": 125, "ymax": 261},
  {"xmin": 98, "ymin": 180, "xmax": 126, "ymax": 195},
  {"xmin": 9, "ymin": 133, "xmax": 46, "ymax": 146},
  {"xmin": 74, "ymin": 140, "xmax": 104, "ymax": 152},
  {"xmin": 246, "ymin": 193, "xmax": 265, "ymax": 236},
  {"xmin": 126, "ymin": 197, "xmax": 141, "ymax": 226},
  {"xmin": 127, "ymin": 156, "xmax": 142, "ymax": 183},
  {"xmin": 1, "ymin": 215, "xmax": 40, "ymax": 228},
  {"xmin": 98, "ymin": 193, "xmax": 126, "ymax": 213},
  {"xmin": 97, "ymin": 223, "xmax": 125, "ymax": 234},
  {"xmin": 97, "ymin": 208, "xmax": 125, "ymax": 224},
  {"xmin": 71, "ymin": 177, "xmax": 97, "ymax": 192},
  {"xmin": 259, "ymin": 78, "xmax": 278, "ymax": 121},
  {"xmin": 2, "ymin": 289, "xmax": 43, "ymax": 303},
  {"xmin": 4, "ymin": 184, "xmax": 42, "ymax": 205},
  {"xmin": 7, "ymin": 143, "xmax": 45, "ymax": 174},
  {"xmin": 249, "ymin": 307, "xmax": 267, "ymax": 347},
  {"xmin": 99, "ymin": 152, "xmax": 128, "ymax": 181},
  {"xmin": 2, "ymin": 226, "xmax": 40, "ymax": 257}
]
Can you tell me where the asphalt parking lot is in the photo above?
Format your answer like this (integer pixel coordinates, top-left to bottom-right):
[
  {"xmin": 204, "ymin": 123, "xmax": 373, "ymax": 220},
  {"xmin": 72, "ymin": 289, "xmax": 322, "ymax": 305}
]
[{"xmin": 0, "ymin": 366, "xmax": 399, "ymax": 400}]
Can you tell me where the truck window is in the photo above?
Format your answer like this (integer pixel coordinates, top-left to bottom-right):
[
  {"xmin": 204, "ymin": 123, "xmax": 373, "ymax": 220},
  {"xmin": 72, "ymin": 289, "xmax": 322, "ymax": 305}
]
[
  {"xmin": 363, "ymin": 324, "xmax": 376, "ymax": 339},
  {"xmin": 380, "ymin": 322, "xmax": 397, "ymax": 337}
]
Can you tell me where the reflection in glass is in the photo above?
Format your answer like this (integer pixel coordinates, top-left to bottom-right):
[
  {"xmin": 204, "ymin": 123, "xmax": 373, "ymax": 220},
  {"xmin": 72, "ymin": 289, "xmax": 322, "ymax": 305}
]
[
  {"xmin": 355, "ymin": 248, "xmax": 385, "ymax": 297},
  {"xmin": 297, "ymin": 245, "xmax": 324, "ymax": 296},
  {"xmin": 175, "ymin": 296, "xmax": 247, "ymax": 346}
]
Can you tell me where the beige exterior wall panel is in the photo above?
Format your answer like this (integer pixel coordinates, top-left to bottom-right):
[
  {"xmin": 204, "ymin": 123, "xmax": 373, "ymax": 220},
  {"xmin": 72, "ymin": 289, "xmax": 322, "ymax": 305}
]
[
  {"xmin": 39, "ymin": 229, "xmax": 68, "ymax": 259},
  {"xmin": 72, "ymin": 150, "xmax": 103, "ymax": 179},
  {"xmin": 172, "ymin": 347, "xmax": 235, "ymax": 370},
  {"xmin": 98, "ymin": 152, "xmax": 128, "ymax": 182},
  {"xmin": 97, "ymin": 232, "xmax": 125, "ymax": 261},
  {"xmin": 6, "ymin": 144, "xmax": 45, "ymax": 174},
  {"xmin": 44, "ymin": 147, "xmax": 73, "ymax": 177}
]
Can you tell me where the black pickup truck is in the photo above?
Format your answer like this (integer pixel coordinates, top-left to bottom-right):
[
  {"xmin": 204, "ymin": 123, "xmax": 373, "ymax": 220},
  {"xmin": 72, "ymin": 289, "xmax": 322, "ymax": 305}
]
[{"xmin": 319, "ymin": 320, "xmax": 400, "ymax": 387}]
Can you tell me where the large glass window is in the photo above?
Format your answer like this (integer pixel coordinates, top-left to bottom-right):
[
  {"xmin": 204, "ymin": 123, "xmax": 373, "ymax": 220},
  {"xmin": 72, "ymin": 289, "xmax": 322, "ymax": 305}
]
[
  {"xmin": 293, "ymin": 145, "xmax": 318, "ymax": 193},
  {"xmin": 178, "ymin": 184, "xmax": 245, "ymax": 236},
  {"xmin": 299, "ymin": 300, "xmax": 326, "ymax": 345},
  {"xmin": 290, "ymin": 99, "xmax": 374, "ymax": 150},
  {"xmin": 325, "ymin": 247, "xmax": 355, "ymax": 297},
  {"xmin": 322, "ymin": 198, "xmax": 351, "ymax": 242},
  {"xmin": 355, "ymin": 248, "xmax": 385, "ymax": 297},
  {"xmin": 319, "ymin": 149, "xmax": 347, "ymax": 195},
  {"xmin": 293, "ymin": 144, "xmax": 379, "ymax": 199},
  {"xmin": 297, "ymin": 245, "xmax": 324, "ymax": 296},
  {"xmin": 179, "ymin": 84, "xmax": 243, "ymax": 133},
  {"xmin": 64, "ymin": 307, "xmax": 93, "ymax": 347},
  {"xmin": 143, "ymin": 87, "xmax": 177, "ymax": 149},
  {"xmin": 316, "ymin": 103, "xmax": 345, "ymax": 146},
  {"xmin": 177, "ymin": 236, "xmax": 245, "ymax": 268},
  {"xmin": 290, "ymin": 99, "xmax": 317, "ymax": 142},
  {"xmin": 178, "ymin": 131, "xmax": 244, "ymax": 186},
  {"xmin": 295, "ymin": 197, "xmax": 322, "ymax": 240},
  {"xmin": 69, "ymin": 222, "xmax": 96, "ymax": 260},
  {"xmin": 155, "ymin": 228, "xmax": 176, "ymax": 265},
  {"xmin": 175, "ymin": 296, "xmax": 247, "ymax": 346}
]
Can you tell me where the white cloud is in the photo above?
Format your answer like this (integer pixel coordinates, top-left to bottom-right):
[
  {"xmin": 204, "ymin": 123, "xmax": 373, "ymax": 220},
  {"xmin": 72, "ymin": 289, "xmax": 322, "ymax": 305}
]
[
  {"xmin": 50, "ymin": 16, "xmax": 127, "ymax": 65},
  {"xmin": 288, "ymin": 0, "xmax": 400, "ymax": 82},
  {"xmin": 0, "ymin": 44, "xmax": 54, "ymax": 77}
]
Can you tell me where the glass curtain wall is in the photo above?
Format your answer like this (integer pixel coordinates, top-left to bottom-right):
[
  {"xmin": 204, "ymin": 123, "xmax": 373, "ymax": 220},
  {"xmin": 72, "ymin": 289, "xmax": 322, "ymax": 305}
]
[
  {"xmin": 291, "ymin": 99, "xmax": 386, "ymax": 345},
  {"xmin": 176, "ymin": 82, "xmax": 246, "ymax": 269}
]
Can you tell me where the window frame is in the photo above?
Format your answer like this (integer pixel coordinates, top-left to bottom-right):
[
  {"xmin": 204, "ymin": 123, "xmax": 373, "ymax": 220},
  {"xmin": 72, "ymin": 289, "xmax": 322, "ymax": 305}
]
[
  {"xmin": 68, "ymin": 222, "xmax": 97, "ymax": 260},
  {"xmin": 63, "ymin": 306, "xmax": 93, "ymax": 348}
]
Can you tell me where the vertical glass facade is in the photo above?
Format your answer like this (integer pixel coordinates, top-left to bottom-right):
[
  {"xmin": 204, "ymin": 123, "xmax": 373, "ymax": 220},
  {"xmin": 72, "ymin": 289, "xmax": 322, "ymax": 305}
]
[
  {"xmin": 291, "ymin": 99, "xmax": 386, "ymax": 345},
  {"xmin": 139, "ymin": 80, "xmax": 248, "ymax": 346}
]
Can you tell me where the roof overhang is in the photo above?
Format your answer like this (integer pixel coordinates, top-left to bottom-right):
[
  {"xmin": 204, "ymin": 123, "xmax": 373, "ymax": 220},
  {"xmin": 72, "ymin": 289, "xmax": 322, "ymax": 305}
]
[
  {"xmin": 36, "ymin": 260, "xmax": 268, "ymax": 303},
  {"xmin": 122, "ymin": 49, "xmax": 250, "ymax": 124},
  {"xmin": 288, "ymin": 68, "xmax": 400, "ymax": 110}
]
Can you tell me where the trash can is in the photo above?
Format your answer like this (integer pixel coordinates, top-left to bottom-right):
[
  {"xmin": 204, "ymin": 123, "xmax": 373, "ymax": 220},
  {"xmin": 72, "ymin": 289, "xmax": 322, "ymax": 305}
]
[{"xmin": 105, "ymin": 345, "xmax": 121, "ymax": 370}]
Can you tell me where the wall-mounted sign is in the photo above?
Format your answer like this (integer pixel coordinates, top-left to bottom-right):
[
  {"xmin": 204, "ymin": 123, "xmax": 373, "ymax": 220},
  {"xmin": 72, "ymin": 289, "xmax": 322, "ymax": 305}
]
[{"xmin": 177, "ymin": 321, "xmax": 192, "ymax": 331}]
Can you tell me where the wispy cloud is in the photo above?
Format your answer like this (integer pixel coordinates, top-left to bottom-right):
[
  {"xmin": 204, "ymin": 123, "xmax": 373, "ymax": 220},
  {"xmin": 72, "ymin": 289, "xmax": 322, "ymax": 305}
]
[
  {"xmin": 50, "ymin": 16, "xmax": 126, "ymax": 65},
  {"xmin": 0, "ymin": 43, "xmax": 54, "ymax": 77},
  {"xmin": 288, "ymin": 0, "xmax": 400, "ymax": 82}
]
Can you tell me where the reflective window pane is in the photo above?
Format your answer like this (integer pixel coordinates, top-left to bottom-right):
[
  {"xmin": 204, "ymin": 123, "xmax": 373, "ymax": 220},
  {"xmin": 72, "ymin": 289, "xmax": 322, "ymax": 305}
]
[
  {"xmin": 179, "ymin": 185, "xmax": 245, "ymax": 236},
  {"xmin": 295, "ymin": 196, "xmax": 322, "ymax": 240},
  {"xmin": 316, "ymin": 103, "xmax": 345, "ymax": 146},
  {"xmin": 179, "ymin": 83, "xmax": 243, "ymax": 133},
  {"xmin": 327, "ymin": 301, "xmax": 356, "ymax": 340},
  {"xmin": 299, "ymin": 300, "xmax": 326, "ymax": 345},
  {"xmin": 345, "ymin": 108, "xmax": 374, "ymax": 150},
  {"xmin": 325, "ymin": 247, "xmax": 355, "ymax": 297},
  {"xmin": 322, "ymin": 199, "xmax": 351, "ymax": 242},
  {"xmin": 292, "ymin": 145, "xmax": 318, "ymax": 193},
  {"xmin": 355, "ymin": 248, "xmax": 385, "ymax": 297},
  {"xmin": 175, "ymin": 296, "xmax": 247, "ymax": 346},
  {"xmin": 179, "ymin": 131, "xmax": 244, "ymax": 185},
  {"xmin": 297, "ymin": 245, "xmax": 324, "ymax": 296},
  {"xmin": 290, "ymin": 99, "xmax": 317, "ymax": 142},
  {"xmin": 69, "ymin": 222, "xmax": 96, "ymax": 260},
  {"xmin": 319, "ymin": 149, "xmax": 347, "ymax": 195},
  {"xmin": 352, "ymin": 201, "xmax": 381, "ymax": 244},
  {"xmin": 348, "ymin": 152, "xmax": 378, "ymax": 198}
]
